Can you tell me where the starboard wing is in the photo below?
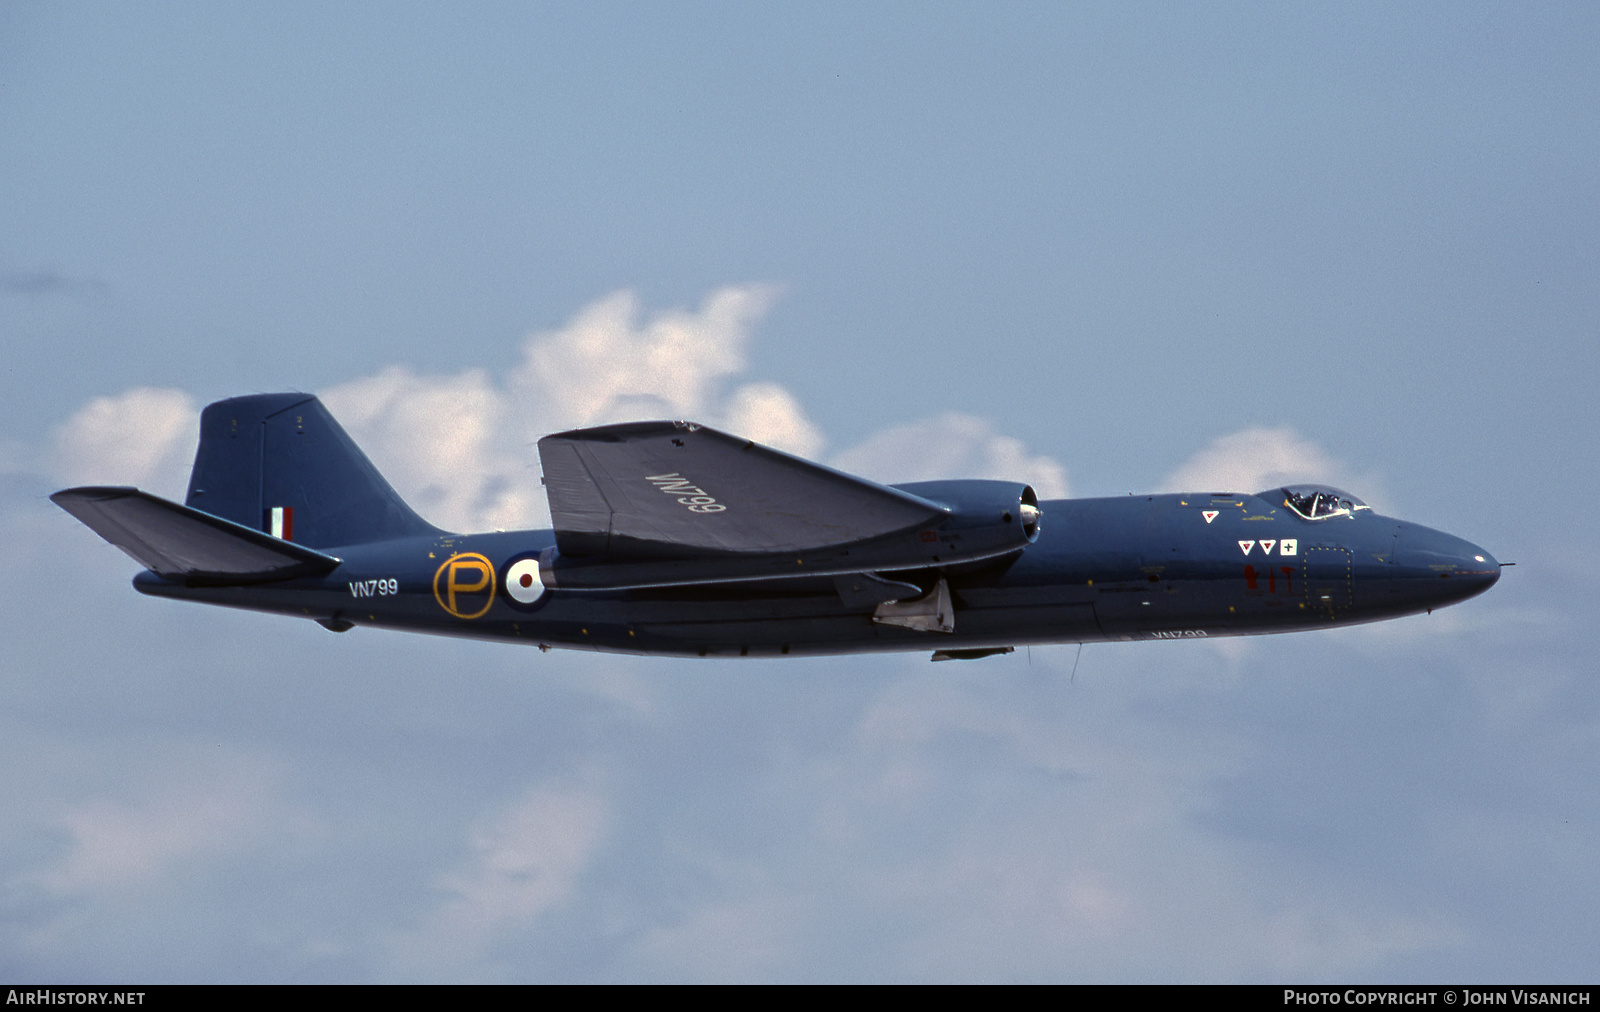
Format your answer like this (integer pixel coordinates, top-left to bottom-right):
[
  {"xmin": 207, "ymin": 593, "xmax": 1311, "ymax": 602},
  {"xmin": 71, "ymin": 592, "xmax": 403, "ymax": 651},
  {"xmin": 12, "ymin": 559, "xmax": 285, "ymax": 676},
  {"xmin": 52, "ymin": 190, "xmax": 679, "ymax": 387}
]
[{"xmin": 537, "ymin": 421, "xmax": 947, "ymax": 559}]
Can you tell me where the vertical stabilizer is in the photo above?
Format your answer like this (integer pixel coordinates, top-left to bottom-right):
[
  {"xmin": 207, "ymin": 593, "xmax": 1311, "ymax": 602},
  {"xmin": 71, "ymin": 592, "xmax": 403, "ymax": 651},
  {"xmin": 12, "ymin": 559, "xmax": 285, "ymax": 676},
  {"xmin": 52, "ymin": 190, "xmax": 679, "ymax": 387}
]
[{"xmin": 184, "ymin": 393, "xmax": 441, "ymax": 548}]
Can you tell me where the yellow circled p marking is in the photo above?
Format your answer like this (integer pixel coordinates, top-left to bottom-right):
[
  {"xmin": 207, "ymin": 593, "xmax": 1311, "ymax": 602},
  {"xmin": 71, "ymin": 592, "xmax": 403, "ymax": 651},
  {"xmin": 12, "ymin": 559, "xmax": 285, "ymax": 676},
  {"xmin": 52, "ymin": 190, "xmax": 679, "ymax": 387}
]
[{"xmin": 432, "ymin": 552, "xmax": 496, "ymax": 619}]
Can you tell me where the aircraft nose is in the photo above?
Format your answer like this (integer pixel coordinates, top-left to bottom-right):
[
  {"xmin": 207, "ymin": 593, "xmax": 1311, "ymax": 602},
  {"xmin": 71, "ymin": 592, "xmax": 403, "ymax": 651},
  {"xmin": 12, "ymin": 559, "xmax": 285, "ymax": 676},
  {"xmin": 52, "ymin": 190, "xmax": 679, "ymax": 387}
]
[{"xmin": 1393, "ymin": 523, "xmax": 1500, "ymax": 608}]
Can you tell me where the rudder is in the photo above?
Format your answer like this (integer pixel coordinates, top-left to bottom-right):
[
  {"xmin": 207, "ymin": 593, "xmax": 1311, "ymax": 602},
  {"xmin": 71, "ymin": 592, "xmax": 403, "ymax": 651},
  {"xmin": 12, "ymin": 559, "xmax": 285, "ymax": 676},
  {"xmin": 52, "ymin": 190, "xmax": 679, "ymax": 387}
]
[{"xmin": 185, "ymin": 393, "xmax": 440, "ymax": 548}]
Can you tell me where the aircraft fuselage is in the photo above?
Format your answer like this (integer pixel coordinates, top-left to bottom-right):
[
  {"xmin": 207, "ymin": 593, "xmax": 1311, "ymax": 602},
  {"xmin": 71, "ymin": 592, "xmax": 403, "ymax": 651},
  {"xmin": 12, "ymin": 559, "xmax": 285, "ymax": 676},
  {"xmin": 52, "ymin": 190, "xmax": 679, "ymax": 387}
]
[{"xmin": 132, "ymin": 491, "xmax": 1499, "ymax": 658}]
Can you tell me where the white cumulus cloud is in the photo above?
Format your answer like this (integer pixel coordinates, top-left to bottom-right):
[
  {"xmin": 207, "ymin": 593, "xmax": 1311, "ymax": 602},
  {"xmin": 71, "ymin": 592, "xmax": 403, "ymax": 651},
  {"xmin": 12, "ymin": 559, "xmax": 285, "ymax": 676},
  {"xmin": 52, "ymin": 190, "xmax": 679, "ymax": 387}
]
[
  {"xmin": 1159, "ymin": 427, "xmax": 1383, "ymax": 508},
  {"xmin": 319, "ymin": 365, "xmax": 535, "ymax": 534},
  {"xmin": 718, "ymin": 381, "xmax": 826, "ymax": 460},
  {"xmin": 45, "ymin": 286, "xmax": 1069, "ymax": 534},
  {"xmin": 509, "ymin": 285, "xmax": 780, "ymax": 429},
  {"xmin": 49, "ymin": 387, "xmax": 198, "ymax": 498},
  {"xmin": 322, "ymin": 284, "xmax": 809, "ymax": 532},
  {"xmin": 831, "ymin": 412, "xmax": 1070, "ymax": 498}
]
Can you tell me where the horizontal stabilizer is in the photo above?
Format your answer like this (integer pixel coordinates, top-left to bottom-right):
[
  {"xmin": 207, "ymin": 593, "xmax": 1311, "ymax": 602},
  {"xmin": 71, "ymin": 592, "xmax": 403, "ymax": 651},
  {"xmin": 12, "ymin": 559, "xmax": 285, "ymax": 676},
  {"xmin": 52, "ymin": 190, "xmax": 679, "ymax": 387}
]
[
  {"xmin": 52, "ymin": 486, "xmax": 341, "ymax": 585},
  {"xmin": 538, "ymin": 420, "xmax": 947, "ymax": 558}
]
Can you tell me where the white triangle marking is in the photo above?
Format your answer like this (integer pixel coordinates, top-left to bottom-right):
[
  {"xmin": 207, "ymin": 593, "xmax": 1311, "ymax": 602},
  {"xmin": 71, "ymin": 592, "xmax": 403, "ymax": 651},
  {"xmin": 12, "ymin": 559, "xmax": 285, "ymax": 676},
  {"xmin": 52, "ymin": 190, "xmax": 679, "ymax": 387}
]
[
  {"xmin": 1202, "ymin": 510, "xmax": 1219, "ymax": 524},
  {"xmin": 1239, "ymin": 540, "xmax": 1255, "ymax": 555},
  {"xmin": 1259, "ymin": 539, "xmax": 1276, "ymax": 555}
]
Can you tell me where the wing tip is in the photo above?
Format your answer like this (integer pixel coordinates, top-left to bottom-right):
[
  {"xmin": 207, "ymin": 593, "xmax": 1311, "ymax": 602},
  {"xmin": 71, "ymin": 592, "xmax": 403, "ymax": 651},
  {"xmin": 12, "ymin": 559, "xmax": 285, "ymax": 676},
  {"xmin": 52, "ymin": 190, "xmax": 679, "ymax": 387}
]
[
  {"xmin": 51, "ymin": 484, "xmax": 140, "ymax": 502},
  {"xmin": 540, "ymin": 419, "xmax": 711, "ymax": 444}
]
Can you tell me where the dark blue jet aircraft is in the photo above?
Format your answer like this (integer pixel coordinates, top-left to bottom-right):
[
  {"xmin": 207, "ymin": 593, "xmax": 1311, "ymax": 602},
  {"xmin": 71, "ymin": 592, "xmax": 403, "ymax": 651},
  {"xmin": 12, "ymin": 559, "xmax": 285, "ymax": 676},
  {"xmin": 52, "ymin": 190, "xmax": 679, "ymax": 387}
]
[{"xmin": 53, "ymin": 393, "xmax": 1499, "ymax": 660}]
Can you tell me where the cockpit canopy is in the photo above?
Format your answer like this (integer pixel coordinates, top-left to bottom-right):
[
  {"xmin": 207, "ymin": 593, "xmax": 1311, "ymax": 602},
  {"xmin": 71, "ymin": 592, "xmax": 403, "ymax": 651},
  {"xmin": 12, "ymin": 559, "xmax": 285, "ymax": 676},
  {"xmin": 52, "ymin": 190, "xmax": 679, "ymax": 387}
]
[{"xmin": 1262, "ymin": 484, "xmax": 1371, "ymax": 521}]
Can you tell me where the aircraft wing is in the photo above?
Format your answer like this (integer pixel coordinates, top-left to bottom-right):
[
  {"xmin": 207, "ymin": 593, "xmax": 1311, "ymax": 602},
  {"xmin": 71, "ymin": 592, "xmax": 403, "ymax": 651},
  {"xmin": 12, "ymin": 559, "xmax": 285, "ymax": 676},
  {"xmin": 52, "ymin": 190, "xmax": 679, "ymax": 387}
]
[
  {"xmin": 52, "ymin": 486, "xmax": 341, "ymax": 585},
  {"xmin": 538, "ymin": 421, "xmax": 948, "ymax": 559}
]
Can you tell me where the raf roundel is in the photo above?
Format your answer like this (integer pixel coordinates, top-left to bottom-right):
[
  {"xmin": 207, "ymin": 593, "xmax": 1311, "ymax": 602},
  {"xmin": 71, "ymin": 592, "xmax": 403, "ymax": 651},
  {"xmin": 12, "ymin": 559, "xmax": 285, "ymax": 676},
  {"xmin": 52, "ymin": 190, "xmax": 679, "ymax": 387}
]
[{"xmin": 505, "ymin": 556, "xmax": 547, "ymax": 605}]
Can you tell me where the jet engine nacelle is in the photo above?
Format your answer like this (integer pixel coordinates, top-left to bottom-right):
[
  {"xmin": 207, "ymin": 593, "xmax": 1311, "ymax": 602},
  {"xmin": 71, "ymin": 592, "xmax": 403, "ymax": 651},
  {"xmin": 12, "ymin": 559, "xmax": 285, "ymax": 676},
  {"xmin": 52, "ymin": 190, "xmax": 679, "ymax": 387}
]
[{"xmin": 893, "ymin": 479, "xmax": 1042, "ymax": 545}]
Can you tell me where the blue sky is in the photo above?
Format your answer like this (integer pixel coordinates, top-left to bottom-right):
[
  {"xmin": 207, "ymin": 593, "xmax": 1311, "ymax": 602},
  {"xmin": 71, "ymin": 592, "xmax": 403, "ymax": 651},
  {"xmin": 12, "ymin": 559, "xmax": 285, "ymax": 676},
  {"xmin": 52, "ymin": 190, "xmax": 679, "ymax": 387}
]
[{"xmin": 2, "ymin": 2, "xmax": 1596, "ymax": 982}]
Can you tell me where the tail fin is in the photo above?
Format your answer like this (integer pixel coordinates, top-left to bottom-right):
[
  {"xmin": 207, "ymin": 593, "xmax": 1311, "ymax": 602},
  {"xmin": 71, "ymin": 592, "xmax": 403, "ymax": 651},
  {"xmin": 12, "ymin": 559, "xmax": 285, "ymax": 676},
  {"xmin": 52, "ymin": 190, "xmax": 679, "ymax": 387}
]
[{"xmin": 184, "ymin": 393, "xmax": 441, "ymax": 548}]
